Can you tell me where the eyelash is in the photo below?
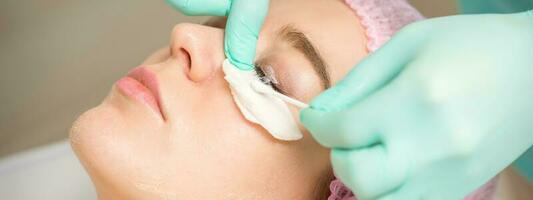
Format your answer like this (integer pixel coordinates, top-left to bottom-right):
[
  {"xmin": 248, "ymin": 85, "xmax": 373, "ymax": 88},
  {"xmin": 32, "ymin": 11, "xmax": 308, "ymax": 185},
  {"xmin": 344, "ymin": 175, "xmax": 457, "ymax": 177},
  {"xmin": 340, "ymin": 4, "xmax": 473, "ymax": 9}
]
[{"xmin": 254, "ymin": 63, "xmax": 283, "ymax": 93}]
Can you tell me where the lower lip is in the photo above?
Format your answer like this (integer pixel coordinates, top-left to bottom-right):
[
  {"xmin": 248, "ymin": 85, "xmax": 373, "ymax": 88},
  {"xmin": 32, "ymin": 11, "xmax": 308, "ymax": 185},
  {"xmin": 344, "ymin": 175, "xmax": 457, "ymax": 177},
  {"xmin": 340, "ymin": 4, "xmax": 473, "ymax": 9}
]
[{"xmin": 116, "ymin": 77, "xmax": 161, "ymax": 115}]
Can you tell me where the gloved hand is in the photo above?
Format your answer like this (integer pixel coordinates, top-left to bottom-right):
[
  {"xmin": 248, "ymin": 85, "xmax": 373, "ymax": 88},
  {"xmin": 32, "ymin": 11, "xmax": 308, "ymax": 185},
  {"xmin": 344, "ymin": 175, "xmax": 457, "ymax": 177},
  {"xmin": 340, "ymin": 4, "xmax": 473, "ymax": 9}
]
[
  {"xmin": 166, "ymin": 0, "xmax": 269, "ymax": 70},
  {"xmin": 301, "ymin": 10, "xmax": 533, "ymax": 200}
]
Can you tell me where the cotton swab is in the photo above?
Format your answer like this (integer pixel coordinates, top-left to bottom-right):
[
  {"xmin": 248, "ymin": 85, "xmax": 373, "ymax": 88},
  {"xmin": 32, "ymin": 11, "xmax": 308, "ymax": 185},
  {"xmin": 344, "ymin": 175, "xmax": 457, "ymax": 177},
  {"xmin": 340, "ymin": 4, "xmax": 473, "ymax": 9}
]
[{"xmin": 250, "ymin": 80, "xmax": 309, "ymax": 109}]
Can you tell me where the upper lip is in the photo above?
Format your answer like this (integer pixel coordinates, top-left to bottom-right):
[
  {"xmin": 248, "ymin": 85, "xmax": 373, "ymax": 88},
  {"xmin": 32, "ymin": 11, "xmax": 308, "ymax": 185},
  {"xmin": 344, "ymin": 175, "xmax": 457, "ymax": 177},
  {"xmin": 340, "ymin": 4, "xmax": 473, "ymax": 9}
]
[{"xmin": 127, "ymin": 67, "xmax": 164, "ymax": 119}]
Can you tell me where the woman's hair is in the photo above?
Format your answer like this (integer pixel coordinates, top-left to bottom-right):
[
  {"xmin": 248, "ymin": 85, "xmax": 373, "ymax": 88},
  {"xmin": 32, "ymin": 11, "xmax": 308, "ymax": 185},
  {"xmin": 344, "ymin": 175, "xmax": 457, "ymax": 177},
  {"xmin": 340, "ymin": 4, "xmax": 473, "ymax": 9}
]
[{"xmin": 314, "ymin": 169, "xmax": 336, "ymax": 200}]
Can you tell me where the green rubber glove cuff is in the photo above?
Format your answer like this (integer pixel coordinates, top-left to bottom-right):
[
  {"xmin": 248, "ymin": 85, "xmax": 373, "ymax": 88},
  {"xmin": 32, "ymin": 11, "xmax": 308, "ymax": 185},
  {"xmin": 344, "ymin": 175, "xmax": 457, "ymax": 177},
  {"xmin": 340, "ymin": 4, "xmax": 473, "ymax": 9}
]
[
  {"xmin": 458, "ymin": 0, "xmax": 533, "ymax": 14},
  {"xmin": 513, "ymin": 146, "xmax": 533, "ymax": 183}
]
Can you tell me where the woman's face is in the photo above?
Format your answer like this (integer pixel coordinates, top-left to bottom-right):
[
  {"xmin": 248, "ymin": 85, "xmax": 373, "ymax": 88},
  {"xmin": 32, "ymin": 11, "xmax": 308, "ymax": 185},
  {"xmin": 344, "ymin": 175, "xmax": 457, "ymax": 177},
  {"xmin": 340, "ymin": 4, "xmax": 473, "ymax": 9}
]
[{"xmin": 70, "ymin": 0, "xmax": 367, "ymax": 199}]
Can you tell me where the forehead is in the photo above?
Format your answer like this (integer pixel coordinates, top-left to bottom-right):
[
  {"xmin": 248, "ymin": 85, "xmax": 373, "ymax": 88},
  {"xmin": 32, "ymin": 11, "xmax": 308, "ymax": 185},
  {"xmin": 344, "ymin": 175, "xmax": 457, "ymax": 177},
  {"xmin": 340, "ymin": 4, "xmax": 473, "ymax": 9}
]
[{"xmin": 258, "ymin": 0, "xmax": 368, "ymax": 85}]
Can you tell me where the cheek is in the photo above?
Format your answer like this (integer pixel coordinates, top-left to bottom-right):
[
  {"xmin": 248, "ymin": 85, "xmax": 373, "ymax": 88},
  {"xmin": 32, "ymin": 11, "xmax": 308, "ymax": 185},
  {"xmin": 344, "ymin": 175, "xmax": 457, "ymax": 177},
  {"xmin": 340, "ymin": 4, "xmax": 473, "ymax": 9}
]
[
  {"xmin": 142, "ymin": 48, "xmax": 171, "ymax": 65},
  {"xmin": 157, "ymin": 72, "xmax": 312, "ymax": 196},
  {"xmin": 166, "ymin": 118, "xmax": 308, "ymax": 198}
]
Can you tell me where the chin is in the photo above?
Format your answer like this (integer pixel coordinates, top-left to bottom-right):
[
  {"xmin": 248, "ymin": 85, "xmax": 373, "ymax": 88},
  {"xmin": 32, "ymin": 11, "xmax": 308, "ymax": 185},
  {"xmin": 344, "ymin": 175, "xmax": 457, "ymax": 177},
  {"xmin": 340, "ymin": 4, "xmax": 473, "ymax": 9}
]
[
  {"xmin": 71, "ymin": 104, "xmax": 113, "ymax": 144},
  {"xmin": 69, "ymin": 102, "xmax": 127, "ymax": 169},
  {"xmin": 69, "ymin": 104, "xmax": 132, "ymax": 194}
]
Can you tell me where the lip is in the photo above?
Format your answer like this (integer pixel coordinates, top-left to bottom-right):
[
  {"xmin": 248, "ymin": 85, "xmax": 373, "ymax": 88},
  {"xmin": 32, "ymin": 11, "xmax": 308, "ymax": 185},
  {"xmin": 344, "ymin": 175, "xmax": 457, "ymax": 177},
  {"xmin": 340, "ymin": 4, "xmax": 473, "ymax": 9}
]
[{"xmin": 116, "ymin": 67, "xmax": 164, "ymax": 118}]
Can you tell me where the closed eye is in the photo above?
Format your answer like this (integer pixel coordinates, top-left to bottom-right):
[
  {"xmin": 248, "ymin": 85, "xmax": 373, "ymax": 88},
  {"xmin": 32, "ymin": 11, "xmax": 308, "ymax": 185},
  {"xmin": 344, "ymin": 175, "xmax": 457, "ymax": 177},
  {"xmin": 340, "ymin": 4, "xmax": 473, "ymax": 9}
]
[{"xmin": 254, "ymin": 63, "xmax": 283, "ymax": 94}]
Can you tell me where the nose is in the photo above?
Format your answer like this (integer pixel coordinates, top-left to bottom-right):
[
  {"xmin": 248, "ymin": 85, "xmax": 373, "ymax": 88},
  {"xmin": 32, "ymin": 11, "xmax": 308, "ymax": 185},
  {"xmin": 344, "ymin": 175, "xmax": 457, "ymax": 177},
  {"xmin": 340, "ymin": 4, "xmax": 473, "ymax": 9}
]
[{"xmin": 170, "ymin": 23, "xmax": 226, "ymax": 82}]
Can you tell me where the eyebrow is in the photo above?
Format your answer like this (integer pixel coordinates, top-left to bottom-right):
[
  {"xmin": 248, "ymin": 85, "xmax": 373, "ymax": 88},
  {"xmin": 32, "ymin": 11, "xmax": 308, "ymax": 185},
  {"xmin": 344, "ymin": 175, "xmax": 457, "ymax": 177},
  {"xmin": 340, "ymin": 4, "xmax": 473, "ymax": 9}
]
[
  {"xmin": 277, "ymin": 25, "xmax": 331, "ymax": 89},
  {"xmin": 203, "ymin": 19, "xmax": 331, "ymax": 89}
]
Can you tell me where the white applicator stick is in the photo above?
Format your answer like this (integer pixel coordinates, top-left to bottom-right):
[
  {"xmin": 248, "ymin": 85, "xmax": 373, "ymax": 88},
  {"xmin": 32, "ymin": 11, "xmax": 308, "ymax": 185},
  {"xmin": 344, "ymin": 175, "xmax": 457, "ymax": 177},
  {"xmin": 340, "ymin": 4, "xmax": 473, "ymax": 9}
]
[{"xmin": 250, "ymin": 80, "xmax": 309, "ymax": 109}]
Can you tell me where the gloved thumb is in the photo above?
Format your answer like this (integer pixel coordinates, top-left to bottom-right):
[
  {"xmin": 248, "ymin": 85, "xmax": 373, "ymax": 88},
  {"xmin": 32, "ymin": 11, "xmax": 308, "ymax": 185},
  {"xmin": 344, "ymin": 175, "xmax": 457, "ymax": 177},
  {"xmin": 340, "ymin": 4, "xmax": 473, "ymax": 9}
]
[{"xmin": 224, "ymin": 0, "xmax": 269, "ymax": 70}]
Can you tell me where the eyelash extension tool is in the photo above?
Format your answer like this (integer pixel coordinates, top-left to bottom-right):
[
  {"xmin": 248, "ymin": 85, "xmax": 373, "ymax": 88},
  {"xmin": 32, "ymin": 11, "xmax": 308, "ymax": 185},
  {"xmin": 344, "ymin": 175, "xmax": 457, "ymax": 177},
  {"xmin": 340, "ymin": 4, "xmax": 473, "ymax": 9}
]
[{"xmin": 250, "ymin": 80, "xmax": 309, "ymax": 109}]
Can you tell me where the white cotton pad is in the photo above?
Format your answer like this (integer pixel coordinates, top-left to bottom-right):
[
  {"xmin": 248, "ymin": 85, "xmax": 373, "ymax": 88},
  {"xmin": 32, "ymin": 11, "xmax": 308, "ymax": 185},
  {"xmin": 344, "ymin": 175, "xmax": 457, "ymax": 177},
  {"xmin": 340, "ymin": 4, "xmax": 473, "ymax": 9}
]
[{"xmin": 222, "ymin": 59, "xmax": 304, "ymax": 141}]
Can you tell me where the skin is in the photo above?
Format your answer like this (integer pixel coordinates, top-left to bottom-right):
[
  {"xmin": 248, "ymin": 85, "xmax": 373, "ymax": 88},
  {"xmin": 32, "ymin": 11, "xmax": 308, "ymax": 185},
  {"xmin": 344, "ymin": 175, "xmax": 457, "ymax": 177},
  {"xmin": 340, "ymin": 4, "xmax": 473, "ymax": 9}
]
[
  {"xmin": 69, "ymin": 0, "xmax": 367, "ymax": 199},
  {"xmin": 496, "ymin": 168, "xmax": 533, "ymax": 200}
]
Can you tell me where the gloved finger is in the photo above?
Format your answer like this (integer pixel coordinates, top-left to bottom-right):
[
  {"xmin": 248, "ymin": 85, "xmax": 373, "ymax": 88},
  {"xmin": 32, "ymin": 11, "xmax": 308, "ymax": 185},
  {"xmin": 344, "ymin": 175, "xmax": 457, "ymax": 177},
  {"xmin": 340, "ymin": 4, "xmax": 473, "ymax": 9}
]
[
  {"xmin": 300, "ymin": 97, "xmax": 381, "ymax": 149},
  {"xmin": 309, "ymin": 23, "xmax": 428, "ymax": 112},
  {"xmin": 332, "ymin": 146, "xmax": 406, "ymax": 200},
  {"xmin": 166, "ymin": 0, "xmax": 269, "ymax": 70},
  {"xmin": 166, "ymin": 0, "xmax": 230, "ymax": 16},
  {"xmin": 224, "ymin": 0, "xmax": 269, "ymax": 70}
]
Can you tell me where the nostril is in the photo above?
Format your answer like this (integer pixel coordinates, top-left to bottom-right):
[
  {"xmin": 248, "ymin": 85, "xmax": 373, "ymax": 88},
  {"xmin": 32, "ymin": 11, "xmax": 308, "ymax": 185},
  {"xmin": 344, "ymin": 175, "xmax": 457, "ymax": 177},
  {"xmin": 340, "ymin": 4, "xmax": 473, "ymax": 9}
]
[{"xmin": 174, "ymin": 47, "xmax": 192, "ymax": 79}]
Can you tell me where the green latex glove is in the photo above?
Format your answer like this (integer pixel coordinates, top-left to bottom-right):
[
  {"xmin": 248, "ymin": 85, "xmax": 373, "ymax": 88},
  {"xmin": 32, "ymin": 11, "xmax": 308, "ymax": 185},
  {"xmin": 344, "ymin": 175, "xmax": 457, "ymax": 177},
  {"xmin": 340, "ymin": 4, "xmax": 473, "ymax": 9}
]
[
  {"xmin": 166, "ymin": 0, "xmax": 269, "ymax": 70},
  {"xmin": 301, "ymin": 10, "xmax": 533, "ymax": 200},
  {"xmin": 459, "ymin": 0, "xmax": 533, "ymax": 183},
  {"xmin": 458, "ymin": 0, "xmax": 533, "ymax": 14}
]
